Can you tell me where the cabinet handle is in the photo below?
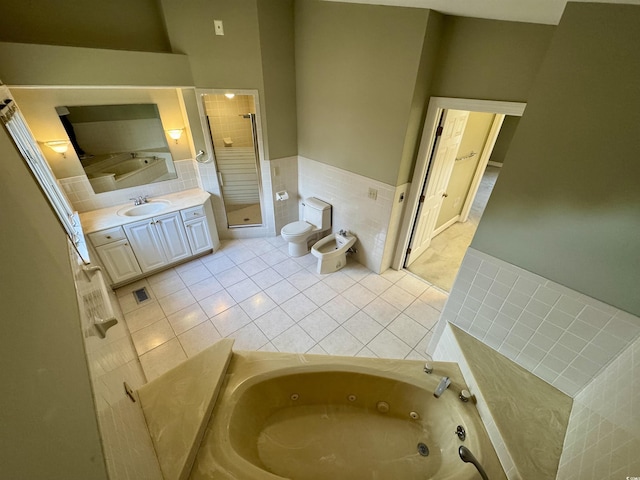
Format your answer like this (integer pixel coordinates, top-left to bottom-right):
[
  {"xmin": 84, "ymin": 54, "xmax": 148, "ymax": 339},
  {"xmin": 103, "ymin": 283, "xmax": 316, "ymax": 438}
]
[{"xmin": 106, "ymin": 235, "xmax": 111, "ymax": 239}]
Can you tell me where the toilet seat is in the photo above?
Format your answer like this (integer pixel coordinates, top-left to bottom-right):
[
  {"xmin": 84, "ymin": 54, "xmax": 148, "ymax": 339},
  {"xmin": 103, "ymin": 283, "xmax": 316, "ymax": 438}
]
[{"xmin": 281, "ymin": 221, "xmax": 313, "ymax": 237}]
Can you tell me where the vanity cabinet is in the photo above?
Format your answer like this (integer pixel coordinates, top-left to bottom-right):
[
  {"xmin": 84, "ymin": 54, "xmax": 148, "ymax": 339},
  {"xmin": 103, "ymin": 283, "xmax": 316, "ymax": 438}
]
[
  {"xmin": 182, "ymin": 205, "xmax": 213, "ymax": 255},
  {"xmin": 83, "ymin": 190, "xmax": 220, "ymax": 287},
  {"xmin": 124, "ymin": 212, "xmax": 192, "ymax": 273},
  {"xmin": 88, "ymin": 227, "xmax": 142, "ymax": 284}
]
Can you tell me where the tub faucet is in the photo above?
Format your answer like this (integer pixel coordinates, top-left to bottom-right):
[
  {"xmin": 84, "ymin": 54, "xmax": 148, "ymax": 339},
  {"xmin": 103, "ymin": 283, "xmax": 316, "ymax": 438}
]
[
  {"xmin": 433, "ymin": 376, "xmax": 451, "ymax": 398},
  {"xmin": 459, "ymin": 446, "xmax": 489, "ymax": 480}
]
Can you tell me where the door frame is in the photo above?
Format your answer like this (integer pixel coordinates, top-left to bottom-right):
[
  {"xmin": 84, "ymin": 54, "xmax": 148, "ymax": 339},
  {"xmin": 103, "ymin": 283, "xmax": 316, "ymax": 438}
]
[{"xmin": 392, "ymin": 97, "xmax": 526, "ymax": 270}]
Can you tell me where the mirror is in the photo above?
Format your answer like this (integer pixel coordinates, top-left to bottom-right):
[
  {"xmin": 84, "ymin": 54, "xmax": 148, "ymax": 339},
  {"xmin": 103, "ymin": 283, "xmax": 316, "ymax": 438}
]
[{"xmin": 57, "ymin": 103, "xmax": 178, "ymax": 193}]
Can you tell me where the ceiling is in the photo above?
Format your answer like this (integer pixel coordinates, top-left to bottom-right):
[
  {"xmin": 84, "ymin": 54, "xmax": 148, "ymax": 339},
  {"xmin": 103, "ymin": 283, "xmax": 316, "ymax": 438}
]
[{"xmin": 322, "ymin": 0, "xmax": 640, "ymax": 24}]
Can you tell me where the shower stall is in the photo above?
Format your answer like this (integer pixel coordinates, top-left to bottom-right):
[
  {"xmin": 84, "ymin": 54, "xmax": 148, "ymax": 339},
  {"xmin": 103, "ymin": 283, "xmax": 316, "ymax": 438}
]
[{"xmin": 203, "ymin": 93, "xmax": 263, "ymax": 228}]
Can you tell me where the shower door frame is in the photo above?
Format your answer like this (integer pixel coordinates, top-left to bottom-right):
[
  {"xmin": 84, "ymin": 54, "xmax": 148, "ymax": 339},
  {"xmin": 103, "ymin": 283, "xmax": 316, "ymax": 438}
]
[{"xmin": 195, "ymin": 89, "xmax": 270, "ymax": 234}]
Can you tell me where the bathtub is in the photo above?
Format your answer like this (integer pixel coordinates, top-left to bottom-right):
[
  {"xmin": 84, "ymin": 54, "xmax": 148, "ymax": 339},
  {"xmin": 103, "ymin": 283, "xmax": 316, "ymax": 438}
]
[{"xmin": 188, "ymin": 351, "xmax": 507, "ymax": 480}]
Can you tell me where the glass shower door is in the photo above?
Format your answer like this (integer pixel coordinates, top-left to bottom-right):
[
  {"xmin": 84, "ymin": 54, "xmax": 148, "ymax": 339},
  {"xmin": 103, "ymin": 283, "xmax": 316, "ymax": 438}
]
[{"xmin": 204, "ymin": 94, "xmax": 263, "ymax": 227}]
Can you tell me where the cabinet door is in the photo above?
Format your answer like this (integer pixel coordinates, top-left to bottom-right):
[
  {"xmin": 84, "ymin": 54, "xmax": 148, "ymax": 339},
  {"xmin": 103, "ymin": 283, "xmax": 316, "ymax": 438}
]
[
  {"xmin": 154, "ymin": 212, "xmax": 192, "ymax": 263},
  {"xmin": 185, "ymin": 217, "xmax": 213, "ymax": 255},
  {"xmin": 96, "ymin": 239, "xmax": 142, "ymax": 284},
  {"xmin": 124, "ymin": 220, "xmax": 167, "ymax": 272}
]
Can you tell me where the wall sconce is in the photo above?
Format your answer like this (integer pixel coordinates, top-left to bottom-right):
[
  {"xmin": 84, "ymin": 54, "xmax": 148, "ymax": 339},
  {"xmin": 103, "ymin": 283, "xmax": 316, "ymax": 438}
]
[
  {"xmin": 224, "ymin": 93, "xmax": 235, "ymax": 99},
  {"xmin": 44, "ymin": 140, "xmax": 70, "ymax": 158},
  {"xmin": 167, "ymin": 128, "xmax": 184, "ymax": 144}
]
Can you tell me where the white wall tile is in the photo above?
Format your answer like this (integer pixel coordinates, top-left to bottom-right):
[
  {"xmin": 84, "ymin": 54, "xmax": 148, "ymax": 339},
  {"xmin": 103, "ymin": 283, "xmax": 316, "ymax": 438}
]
[
  {"xmin": 298, "ymin": 156, "xmax": 401, "ymax": 273},
  {"xmin": 429, "ymin": 247, "xmax": 640, "ymax": 397}
]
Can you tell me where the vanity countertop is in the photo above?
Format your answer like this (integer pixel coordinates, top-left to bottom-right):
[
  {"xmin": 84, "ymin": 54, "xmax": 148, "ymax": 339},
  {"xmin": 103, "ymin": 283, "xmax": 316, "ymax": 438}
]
[{"xmin": 79, "ymin": 188, "xmax": 211, "ymax": 233}]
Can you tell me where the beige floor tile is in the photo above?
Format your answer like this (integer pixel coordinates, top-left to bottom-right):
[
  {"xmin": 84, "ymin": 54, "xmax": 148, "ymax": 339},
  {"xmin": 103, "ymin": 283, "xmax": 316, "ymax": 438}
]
[
  {"xmin": 272, "ymin": 325, "xmax": 317, "ymax": 353},
  {"xmin": 319, "ymin": 326, "xmax": 364, "ymax": 356},
  {"xmin": 210, "ymin": 305, "xmax": 252, "ymax": 337},
  {"xmin": 131, "ymin": 318, "xmax": 175, "ymax": 356},
  {"xmin": 124, "ymin": 301, "xmax": 166, "ymax": 333},
  {"xmin": 254, "ymin": 307, "xmax": 295, "ymax": 340},
  {"xmin": 298, "ymin": 309, "xmax": 340, "ymax": 342},
  {"xmin": 343, "ymin": 311, "xmax": 384, "ymax": 344},
  {"xmin": 386, "ymin": 314, "xmax": 428, "ymax": 348},
  {"xmin": 178, "ymin": 320, "xmax": 222, "ymax": 358},
  {"xmin": 367, "ymin": 330, "xmax": 412, "ymax": 359},
  {"xmin": 199, "ymin": 290, "xmax": 236, "ymax": 318},
  {"xmin": 166, "ymin": 303, "xmax": 208, "ymax": 335},
  {"xmin": 157, "ymin": 287, "xmax": 196, "ymax": 316}
]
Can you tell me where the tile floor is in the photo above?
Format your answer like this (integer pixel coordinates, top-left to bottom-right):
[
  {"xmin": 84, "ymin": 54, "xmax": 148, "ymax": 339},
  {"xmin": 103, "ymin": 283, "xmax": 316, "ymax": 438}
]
[{"xmin": 116, "ymin": 236, "xmax": 448, "ymax": 381}]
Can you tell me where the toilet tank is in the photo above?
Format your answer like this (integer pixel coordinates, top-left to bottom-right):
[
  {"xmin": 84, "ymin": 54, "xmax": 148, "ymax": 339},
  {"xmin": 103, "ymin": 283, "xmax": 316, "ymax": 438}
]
[{"xmin": 303, "ymin": 197, "xmax": 331, "ymax": 230}]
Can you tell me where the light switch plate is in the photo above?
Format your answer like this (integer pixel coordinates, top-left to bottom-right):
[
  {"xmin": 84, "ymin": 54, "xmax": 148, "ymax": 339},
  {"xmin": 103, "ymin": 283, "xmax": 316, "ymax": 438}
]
[{"xmin": 214, "ymin": 20, "xmax": 224, "ymax": 36}]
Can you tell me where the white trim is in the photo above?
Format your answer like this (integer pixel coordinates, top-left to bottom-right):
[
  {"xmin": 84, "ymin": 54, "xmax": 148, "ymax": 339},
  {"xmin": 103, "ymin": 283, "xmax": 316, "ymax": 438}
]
[
  {"xmin": 392, "ymin": 97, "xmax": 526, "ymax": 270},
  {"xmin": 459, "ymin": 114, "xmax": 505, "ymax": 222},
  {"xmin": 432, "ymin": 214, "xmax": 460, "ymax": 238}
]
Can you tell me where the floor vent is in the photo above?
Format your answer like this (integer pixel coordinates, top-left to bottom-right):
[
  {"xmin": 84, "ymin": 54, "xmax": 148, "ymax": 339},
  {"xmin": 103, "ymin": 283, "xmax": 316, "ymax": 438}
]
[{"xmin": 133, "ymin": 287, "xmax": 150, "ymax": 304}]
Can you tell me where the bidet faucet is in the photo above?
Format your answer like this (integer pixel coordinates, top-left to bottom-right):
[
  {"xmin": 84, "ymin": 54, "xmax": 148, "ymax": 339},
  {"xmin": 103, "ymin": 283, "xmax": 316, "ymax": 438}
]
[
  {"xmin": 433, "ymin": 376, "xmax": 451, "ymax": 398},
  {"xmin": 338, "ymin": 229, "xmax": 348, "ymax": 236}
]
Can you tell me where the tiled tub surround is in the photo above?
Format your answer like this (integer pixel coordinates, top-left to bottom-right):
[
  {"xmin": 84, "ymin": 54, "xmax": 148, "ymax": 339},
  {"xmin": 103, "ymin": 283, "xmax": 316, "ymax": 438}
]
[
  {"xmin": 430, "ymin": 247, "xmax": 640, "ymax": 397},
  {"xmin": 69, "ymin": 241, "xmax": 163, "ymax": 480},
  {"xmin": 556, "ymin": 334, "xmax": 640, "ymax": 480},
  {"xmin": 431, "ymin": 247, "xmax": 640, "ymax": 479},
  {"xmin": 298, "ymin": 156, "xmax": 409, "ymax": 274},
  {"xmin": 435, "ymin": 323, "xmax": 573, "ymax": 480}
]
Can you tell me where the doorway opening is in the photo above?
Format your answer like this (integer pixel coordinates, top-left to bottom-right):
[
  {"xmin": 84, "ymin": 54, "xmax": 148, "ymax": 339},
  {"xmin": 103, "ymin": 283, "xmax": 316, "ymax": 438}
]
[
  {"xmin": 202, "ymin": 93, "xmax": 264, "ymax": 228},
  {"xmin": 393, "ymin": 98, "xmax": 526, "ymax": 291}
]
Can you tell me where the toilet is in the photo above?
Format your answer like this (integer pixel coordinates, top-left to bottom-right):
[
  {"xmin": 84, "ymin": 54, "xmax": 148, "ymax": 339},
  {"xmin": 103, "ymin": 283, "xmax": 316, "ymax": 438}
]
[
  {"xmin": 280, "ymin": 197, "xmax": 332, "ymax": 257},
  {"xmin": 311, "ymin": 230, "xmax": 357, "ymax": 274}
]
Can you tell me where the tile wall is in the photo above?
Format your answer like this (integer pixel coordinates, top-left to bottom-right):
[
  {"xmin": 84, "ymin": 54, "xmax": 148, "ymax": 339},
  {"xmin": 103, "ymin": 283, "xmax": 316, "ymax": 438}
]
[
  {"xmin": 68, "ymin": 241, "xmax": 162, "ymax": 480},
  {"xmin": 298, "ymin": 156, "xmax": 404, "ymax": 273},
  {"xmin": 556, "ymin": 335, "xmax": 640, "ymax": 479},
  {"xmin": 433, "ymin": 323, "xmax": 518, "ymax": 479},
  {"xmin": 430, "ymin": 247, "xmax": 640, "ymax": 397},
  {"xmin": 60, "ymin": 159, "xmax": 200, "ymax": 213},
  {"xmin": 271, "ymin": 155, "xmax": 299, "ymax": 233}
]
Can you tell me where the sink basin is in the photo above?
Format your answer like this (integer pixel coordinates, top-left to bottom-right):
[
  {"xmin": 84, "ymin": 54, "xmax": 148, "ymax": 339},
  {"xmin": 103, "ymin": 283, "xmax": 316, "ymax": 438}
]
[{"xmin": 117, "ymin": 200, "xmax": 171, "ymax": 217}]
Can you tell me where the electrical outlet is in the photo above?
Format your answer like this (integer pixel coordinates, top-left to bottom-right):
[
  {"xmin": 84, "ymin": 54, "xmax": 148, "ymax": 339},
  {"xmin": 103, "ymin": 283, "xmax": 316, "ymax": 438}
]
[
  {"xmin": 214, "ymin": 20, "xmax": 224, "ymax": 36},
  {"xmin": 368, "ymin": 188, "xmax": 378, "ymax": 200}
]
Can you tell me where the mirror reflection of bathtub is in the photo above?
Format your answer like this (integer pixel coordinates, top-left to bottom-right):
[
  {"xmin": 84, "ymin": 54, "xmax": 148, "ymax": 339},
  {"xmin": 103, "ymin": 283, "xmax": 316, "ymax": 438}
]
[
  {"xmin": 57, "ymin": 103, "xmax": 179, "ymax": 193},
  {"xmin": 84, "ymin": 151, "xmax": 176, "ymax": 193}
]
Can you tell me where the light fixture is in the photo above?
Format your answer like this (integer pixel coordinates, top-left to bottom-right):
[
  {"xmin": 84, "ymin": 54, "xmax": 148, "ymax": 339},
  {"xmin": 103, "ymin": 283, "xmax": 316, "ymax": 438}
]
[
  {"xmin": 224, "ymin": 93, "xmax": 235, "ymax": 99},
  {"xmin": 44, "ymin": 140, "xmax": 69, "ymax": 158},
  {"xmin": 167, "ymin": 128, "xmax": 184, "ymax": 143}
]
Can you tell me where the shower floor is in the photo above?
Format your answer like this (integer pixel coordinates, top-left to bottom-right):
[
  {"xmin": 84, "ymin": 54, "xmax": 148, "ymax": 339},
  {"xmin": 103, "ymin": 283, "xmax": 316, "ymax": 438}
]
[{"xmin": 226, "ymin": 203, "xmax": 262, "ymax": 226}]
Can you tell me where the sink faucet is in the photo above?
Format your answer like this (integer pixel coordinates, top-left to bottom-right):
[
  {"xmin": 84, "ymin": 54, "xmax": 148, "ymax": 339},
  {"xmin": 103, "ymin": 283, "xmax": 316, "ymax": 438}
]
[
  {"xmin": 433, "ymin": 376, "xmax": 451, "ymax": 398},
  {"xmin": 129, "ymin": 195, "xmax": 149, "ymax": 206}
]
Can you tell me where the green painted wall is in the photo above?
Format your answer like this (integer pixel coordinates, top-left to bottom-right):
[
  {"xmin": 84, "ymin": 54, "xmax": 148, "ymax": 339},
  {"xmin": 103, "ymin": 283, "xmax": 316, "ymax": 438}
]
[
  {"xmin": 0, "ymin": 128, "xmax": 108, "ymax": 479},
  {"xmin": 295, "ymin": 0, "xmax": 431, "ymax": 186},
  {"xmin": 0, "ymin": 0, "xmax": 170, "ymax": 52},
  {"xmin": 397, "ymin": 10, "xmax": 444, "ymax": 185},
  {"xmin": 472, "ymin": 3, "xmax": 640, "ymax": 316},
  {"xmin": 431, "ymin": 16, "xmax": 555, "ymax": 102},
  {"xmin": 489, "ymin": 115, "xmax": 520, "ymax": 165},
  {"xmin": 256, "ymin": 0, "xmax": 298, "ymax": 160}
]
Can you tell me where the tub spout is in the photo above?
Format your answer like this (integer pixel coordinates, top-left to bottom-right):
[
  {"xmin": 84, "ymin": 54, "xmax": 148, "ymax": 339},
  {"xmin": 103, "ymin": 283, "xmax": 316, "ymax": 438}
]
[
  {"xmin": 433, "ymin": 376, "xmax": 451, "ymax": 398},
  {"xmin": 459, "ymin": 446, "xmax": 489, "ymax": 480}
]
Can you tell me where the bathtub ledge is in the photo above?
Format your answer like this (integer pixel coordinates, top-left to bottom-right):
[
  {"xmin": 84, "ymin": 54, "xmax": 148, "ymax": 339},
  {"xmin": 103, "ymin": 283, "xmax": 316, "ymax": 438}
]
[{"xmin": 137, "ymin": 339, "xmax": 234, "ymax": 480}]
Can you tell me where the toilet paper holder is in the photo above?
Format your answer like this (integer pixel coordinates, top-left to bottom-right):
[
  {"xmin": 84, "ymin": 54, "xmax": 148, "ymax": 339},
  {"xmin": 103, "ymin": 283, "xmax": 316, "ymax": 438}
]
[{"xmin": 276, "ymin": 191, "xmax": 289, "ymax": 201}]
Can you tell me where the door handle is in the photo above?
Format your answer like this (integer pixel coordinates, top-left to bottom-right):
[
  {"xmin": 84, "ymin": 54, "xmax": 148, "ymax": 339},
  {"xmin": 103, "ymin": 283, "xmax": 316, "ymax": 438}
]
[{"xmin": 442, "ymin": 193, "xmax": 449, "ymax": 198}]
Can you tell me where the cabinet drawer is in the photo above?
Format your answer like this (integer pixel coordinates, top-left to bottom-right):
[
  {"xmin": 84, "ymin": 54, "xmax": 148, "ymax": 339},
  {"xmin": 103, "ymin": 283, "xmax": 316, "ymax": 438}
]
[
  {"xmin": 181, "ymin": 205, "xmax": 206, "ymax": 221},
  {"xmin": 88, "ymin": 226, "xmax": 127, "ymax": 247}
]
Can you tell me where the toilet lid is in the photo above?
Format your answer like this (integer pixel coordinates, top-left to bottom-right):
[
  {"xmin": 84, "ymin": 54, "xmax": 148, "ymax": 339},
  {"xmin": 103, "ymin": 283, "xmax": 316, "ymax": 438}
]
[{"xmin": 282, "ymin": 221, "xmax": 312, "ymax": 235}]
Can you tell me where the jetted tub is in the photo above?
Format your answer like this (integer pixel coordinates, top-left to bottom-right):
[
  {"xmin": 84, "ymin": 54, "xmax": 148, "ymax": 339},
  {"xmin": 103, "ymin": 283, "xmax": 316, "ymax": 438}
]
[{"xmin": 188, "ymin": 351, "xmax": 507, "ymax": 480}]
